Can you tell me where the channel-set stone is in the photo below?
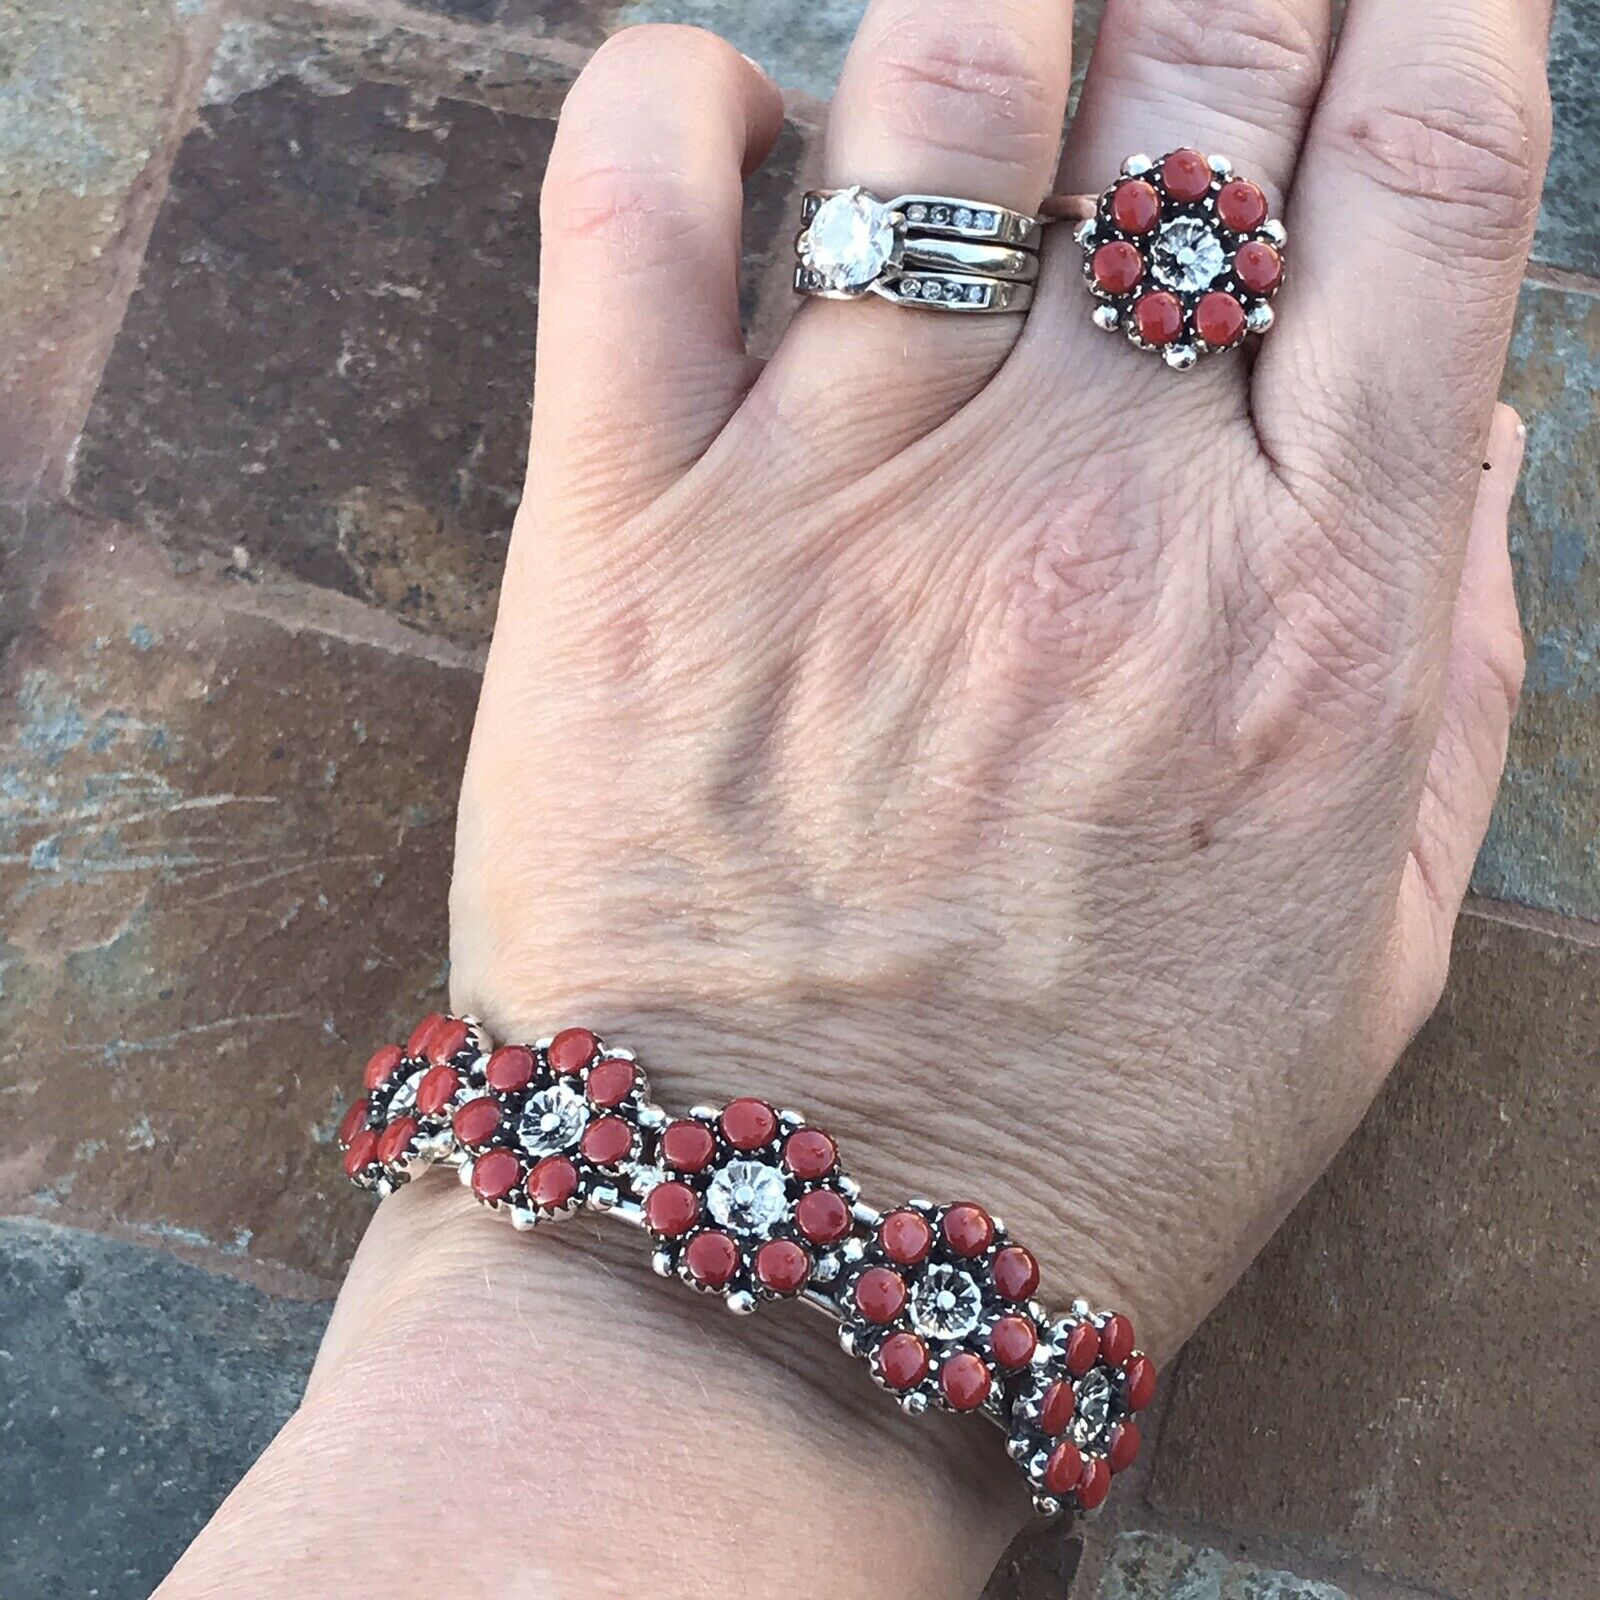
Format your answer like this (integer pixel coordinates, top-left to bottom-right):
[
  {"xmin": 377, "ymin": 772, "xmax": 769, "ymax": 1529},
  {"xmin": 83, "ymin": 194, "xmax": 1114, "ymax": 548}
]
[
  {"xmin": 799, "ymin": 189, "xmax": 898, "ymax": 291},
  {"xmin": 1151, "ymin": 218, "xmax": 1226, "ymax": 293}
]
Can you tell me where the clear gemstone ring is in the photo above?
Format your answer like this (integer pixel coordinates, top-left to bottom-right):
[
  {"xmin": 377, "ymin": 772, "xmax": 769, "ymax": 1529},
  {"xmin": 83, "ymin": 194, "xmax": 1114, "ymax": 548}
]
[{"xmin": 794, "ymin": 186, "xmax": 1043, "ymax": 315}]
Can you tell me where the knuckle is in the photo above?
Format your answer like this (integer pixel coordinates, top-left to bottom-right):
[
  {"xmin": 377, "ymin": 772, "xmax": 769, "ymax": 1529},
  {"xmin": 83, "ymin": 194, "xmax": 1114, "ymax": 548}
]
[
  {"xmin": 868, "ymin": 18, "xmax": 1057, "ymax": 166},
  {"xmin": 541, "ymin": 158, "xmax": 710, "ymax": 265},
  {"xmin": 1133, "ymin": 0, "xmax": 1324, "ymax": 109},
  {"xmin": 1465, "ymin": 617, "xmax": 1527, "ymax": 729},
  {"xmin": 1332, "ymin": 58, "xmax": 1547, "ymax": 246}
]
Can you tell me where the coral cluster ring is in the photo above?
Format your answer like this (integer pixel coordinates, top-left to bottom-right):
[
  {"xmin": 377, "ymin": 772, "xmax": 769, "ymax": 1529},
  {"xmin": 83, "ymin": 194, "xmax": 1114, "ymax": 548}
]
[
  {"xmin": 1060, "ymin": 148, "xmax": 1288, "ymax": 369},
  {"xmin": 336, "ymin": 1011, "xmax": 1158, "ymax": 1518}
]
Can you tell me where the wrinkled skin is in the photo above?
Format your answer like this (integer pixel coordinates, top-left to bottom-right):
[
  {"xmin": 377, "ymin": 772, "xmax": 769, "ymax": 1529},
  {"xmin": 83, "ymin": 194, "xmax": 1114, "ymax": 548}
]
[{"xmin": 159, "ymin": 2, "xmax": 1551, "ymax": 1596}]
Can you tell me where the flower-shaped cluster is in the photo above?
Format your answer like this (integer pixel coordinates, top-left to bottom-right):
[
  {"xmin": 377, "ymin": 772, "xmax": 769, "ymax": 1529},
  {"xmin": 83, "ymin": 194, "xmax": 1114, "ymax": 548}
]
[
  {"xmin": 336, "ymin": 1012, "xmax": 490, "ymax": 1193},
  {"xmin": 640, "ymin": 1098, "xmax": 859, "ymax": 1313},
  {"xmin": 1005, "ymin": 1307, "xmax": 1158, "ymax": 1514},
  {"xmin": 836, "ymin": 1201, "xmax": 1046, "ymax": 1417},
  {"xmin": 447, "ymin": 1027, "xmax": 656, "ymax": 1227},
  {"xmin": 1077, "ymin": 147, "xmax": 1286, "ymax": 369}
]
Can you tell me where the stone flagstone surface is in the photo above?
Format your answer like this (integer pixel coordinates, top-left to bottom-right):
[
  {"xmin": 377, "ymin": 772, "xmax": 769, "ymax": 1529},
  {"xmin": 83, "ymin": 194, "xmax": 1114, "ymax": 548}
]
[{"xmin": 0, "ymin": 0, "xmax": 1594, "ymax": 1596}]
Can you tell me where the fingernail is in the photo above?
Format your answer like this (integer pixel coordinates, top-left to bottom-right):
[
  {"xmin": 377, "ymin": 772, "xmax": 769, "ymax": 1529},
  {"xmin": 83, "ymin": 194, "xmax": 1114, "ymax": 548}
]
[{"xmin": 740, "ymin": 51, "xmax": 770, "ymax": 80}]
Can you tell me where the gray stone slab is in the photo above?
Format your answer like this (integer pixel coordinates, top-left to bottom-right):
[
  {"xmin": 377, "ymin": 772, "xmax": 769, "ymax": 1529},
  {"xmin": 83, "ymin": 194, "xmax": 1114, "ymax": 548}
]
[
  {"xmin": 1475, "ymin": 282, "xmax": 1600, "ymax": 918},
  {"xmin": 1099, "ymin": 1533, "xmax": 1350, "ymax": 1600},
  {"xmin": 1535, "ymin": 0, "xmax": 1600, "ymax": 276},
  {"xmin": 0, "ymin": 1217, "xmax": 328, "ymax": 1600}
]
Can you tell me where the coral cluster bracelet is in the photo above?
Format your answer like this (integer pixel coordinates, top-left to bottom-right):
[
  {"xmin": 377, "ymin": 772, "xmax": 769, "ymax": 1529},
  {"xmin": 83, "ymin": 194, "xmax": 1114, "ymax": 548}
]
[{"xmin": 336, "ymin": 1013, "xmax": 1157, "ymax": 1515}]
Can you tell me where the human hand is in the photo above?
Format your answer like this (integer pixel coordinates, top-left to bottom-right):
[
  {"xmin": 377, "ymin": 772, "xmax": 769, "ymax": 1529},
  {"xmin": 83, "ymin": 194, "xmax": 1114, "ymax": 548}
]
[{"xmin": 158, "ymin": 1, "xmax": 1551, "ymax": 1595}]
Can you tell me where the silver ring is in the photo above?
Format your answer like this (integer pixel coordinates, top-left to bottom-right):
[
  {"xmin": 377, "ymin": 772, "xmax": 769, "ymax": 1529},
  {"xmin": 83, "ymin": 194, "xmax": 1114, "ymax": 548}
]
[{"xmin": 794, "ymin": 186, "xmax": 1043, "ymax": 314}]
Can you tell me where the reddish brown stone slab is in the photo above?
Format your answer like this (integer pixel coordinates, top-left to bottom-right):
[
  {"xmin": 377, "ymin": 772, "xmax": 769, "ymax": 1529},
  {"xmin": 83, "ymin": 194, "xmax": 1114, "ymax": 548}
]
[
  {"xmin": 0, "ymin": 0, "xmax": 216, "ymax": 494},
  {"xmin": 1148, "ymin": 908, "xmax": 1599, "ymax": 1599},
  {"xmin": 69, "ymin": 4, "xmax": 814, "ymax": 645},
  {"xmin": 0, "ymin": 504, "xmax": 479, "ymax": 1278}
]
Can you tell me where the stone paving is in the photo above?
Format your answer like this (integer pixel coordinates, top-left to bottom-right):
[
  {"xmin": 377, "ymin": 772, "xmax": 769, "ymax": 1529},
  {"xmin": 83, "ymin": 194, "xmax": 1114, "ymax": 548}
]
[{"xmin": 0, "ymin": 2, "xmax": 1595, "ymax": 1597}]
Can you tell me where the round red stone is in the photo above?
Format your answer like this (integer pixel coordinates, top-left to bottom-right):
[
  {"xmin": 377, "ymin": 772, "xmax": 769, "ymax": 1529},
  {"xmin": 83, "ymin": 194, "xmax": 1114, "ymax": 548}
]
[
  {"xmin": 1110, "ymin": 178, "xmax": 1160, "ymax": 235},
  {"xmin": 585, "ymin": 1057, "xmax": 637, "ymax": 1108},
  {"xmin": 854, "ymin": 1266, "xmax": 908, "ymax": 1323},
  {"xmin": 1162, "ymin": 147, "xmax": 1213, "ymax": 202},
  {"xmin": 876, "ymin": 1332, "xmax": 929, "ymax": 1392},
  {"xmin": 879, "ymin": 1209, "xmax": 934, "ymax": 1266},
  {"xmin": 1196, "ymin": 290, "xmax": 1246, "ymax": 348},
  {"xmin": 1216, "ymin": 177, "xmax": 1268, "ymax": 232},
  {"xmin": 580, "ymin": 1115, "xmax": 634, "ymax": 1166},
  {"xmin": 547, "ymin": 1027, "xmax": 598, "ymax": 1074},
  {"xmin": 415, "ymin": 1065, "xmax": 460, "ymax": 1117},
  {"xmin": 363, "ymin": 1044, "xmax": 403, "ymax": 1090},
  {"xmin": 426, "ymin": 1017, "xmax": 468, "ymax": 1066},
  {"xmin": 1076, "ymin": 1456, "xmax": 1112, "ymax": 1511},
  {"xmin": 992, "ymin": 1245, "xmax": 1040, "ymax": 1302},
  {"xmin": 1108, "ymin": 1420, "xmax": 1142, "ymax": 1474},
  {"xmin": 1040, "ymin": 1379, "xmax": 1077, "ymax": 1437},
  {"xmin": 795, "ymin": 1188, "xmax": 851, "ymax": 1245},
  {"xmin": 527, "ymin": 1154, "xmax": 580, "ymax": 1209},
  {"xmin": 782, "ymin": 1128, "xmax": 837, "ymax": 1180},
  {"xmin": 1100, "ymin": 1313, "xmax": 1136, "ymax": 1368},
  {"xmin": 452, "ymin": 1096, "xmax": 501, "ymax": 1147},
  {"xmin": 644, "ymin": 1179, "xmax": 700, "ymax": 1237},
  {"xmin": 405, "ymin": 1014, "xmax": 443, "ymax": 1058},
  {"xmin": 471, "ymin": 1148, "xmax": 522, "ymax": 1202},
  {"xmin": 341, "ymin": 1128, "xmax": 379, "ymax": 1177},
  {"xmin": 485, "ymin": 1045, "xmax": 535, "ymax": 1093},
  {"xmin": 941, "ymin": 1203, "xmax": 994, "ymax": 1258},
  {"xmin": 1092, "ymin": 240, "xmax": 1143, "ymax": 294},
  {"xmin": 1043, "ymin": 1439, "xmax": 1085, "ymax": 1498},
  {"xmin": 684, "ymin": 1230, "xmax": 739, "ymax": 1287},
  {"xmin": 720, "ymin": 1097, "xmax": 778, "ymax": 1151},
  {"xmin": 1234, "ymin": 239, "xmax": 1283, "ymax": 294},
  {"xmin": 1124, "ymin": 1353, "xmax": 1158, "ymax": 1411},
  {"xmin": 377, "ymin": 1116, "xmax": 418, "ymax": 1165},
  {"xmin": 755, "ymin": 1238, "xmax": 812, "ymax": 1294},
  {"xmin": 337, "ymin": 1100, "xmax": 368, "ymax": 1148},
  {"xmin": 660, "ymin": 1120, "xmax": 717, "ymax": 1172},
  {"xmin": 939, "ymin": 1352, "xmax": 992, "ymax": 1412},
  {"xmin": 1065, "ymin": 1321, "xmax": 1101, "ymax": 1377},
  {"xmin": 1134, "ymin": 291, "xmax": 1184, "ymax": 346},
  {"xmin": 991, "ymin": 1314, "xmax": 1038, "ymax": 1371}
]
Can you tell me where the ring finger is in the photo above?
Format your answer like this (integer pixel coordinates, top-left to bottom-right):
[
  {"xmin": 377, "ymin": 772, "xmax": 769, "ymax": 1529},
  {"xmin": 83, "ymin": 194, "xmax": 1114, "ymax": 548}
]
[{"xmin": 758, "ymin": 0, "xmax": 1075, "ymax": 468}]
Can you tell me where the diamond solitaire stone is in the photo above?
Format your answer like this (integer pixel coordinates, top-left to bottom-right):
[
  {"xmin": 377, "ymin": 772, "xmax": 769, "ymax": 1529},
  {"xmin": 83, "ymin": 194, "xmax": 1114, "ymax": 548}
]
[
  {"xmin": 800, "ymin": 188, "xmax": 898, "ymax": 292},
  {"xmin": 518, "ymin": 1084, "xmax": 589, "ymax": 1158},
  {"xmin": 707, "ymin": 1160, "xmax": 789, "ymax": 1237},
  {"xmin": 1068, "ymin": 1367, "xmax": 1116, "ymax": 1451},
  {"xmin": 1150, "ymin": 217, "xmax": 1225, "ymax": 293},
  {"xmin": 908, "ymin": 1265, "xmax": 984, "ymax": 1341}
]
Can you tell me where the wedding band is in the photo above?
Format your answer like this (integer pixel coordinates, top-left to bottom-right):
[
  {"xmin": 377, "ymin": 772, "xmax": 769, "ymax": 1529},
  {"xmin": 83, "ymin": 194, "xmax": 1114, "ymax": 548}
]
[{"xmin": 795, "ymin": 186, "xmax": 1043, "ymax": 314}]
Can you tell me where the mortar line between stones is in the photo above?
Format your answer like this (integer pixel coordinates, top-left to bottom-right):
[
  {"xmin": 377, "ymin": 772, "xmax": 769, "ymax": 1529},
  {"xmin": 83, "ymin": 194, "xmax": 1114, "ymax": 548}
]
[{"xmin": 1463, "ymin": 893, "xmax": 1600, "ymax": 947}]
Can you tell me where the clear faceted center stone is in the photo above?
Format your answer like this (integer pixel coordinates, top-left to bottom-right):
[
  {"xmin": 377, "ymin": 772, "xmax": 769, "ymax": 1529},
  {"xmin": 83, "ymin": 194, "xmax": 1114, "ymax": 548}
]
[
  {"xmin": 517, "ymin": 1084, "xmax": 588, "ymax": 1157},
  {"xmin": 1151, "ymin": 217, "xmax": 1225, "ymax": 293},
  {"xmin": 707, "ymin": 1160, "xmax": 788, "ymax": 1237},
  {"xmin": 1068, "ymin": 1367, "xmax": 1116, "ymax": 1450},
  {"xmin": 909, "ymin": 1265, "xmax": 984, "ymax": 1340},
  {"xmin": 386, "ymin": 1068, "xmax": 427, "ymax": 1118},
  {"xmin": 800, "ymin": 188, "xmax": 898, "ymax": 291}
]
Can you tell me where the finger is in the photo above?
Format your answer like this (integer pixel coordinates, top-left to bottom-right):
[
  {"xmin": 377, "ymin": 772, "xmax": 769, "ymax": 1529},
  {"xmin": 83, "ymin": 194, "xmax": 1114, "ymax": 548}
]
[
  {"xmin": 758, "ymin": 0, "xmax": 1075, "ymax": 465},
  {"xmin": 1391, "ymin": 404, "xmax": 1525, "ymax": 1035},
  {"xmin": 1059, "ymin": 0, "xmax": 1333, "ymax": 208},
  {"xmin": 1253, "ymin": 0, "xmax": 1552, "ymax": 533},
  {"xmin": 532, "ymin": 26, "xmax": 783, "ymax": 511}
]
